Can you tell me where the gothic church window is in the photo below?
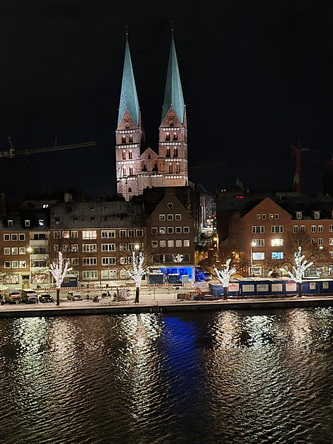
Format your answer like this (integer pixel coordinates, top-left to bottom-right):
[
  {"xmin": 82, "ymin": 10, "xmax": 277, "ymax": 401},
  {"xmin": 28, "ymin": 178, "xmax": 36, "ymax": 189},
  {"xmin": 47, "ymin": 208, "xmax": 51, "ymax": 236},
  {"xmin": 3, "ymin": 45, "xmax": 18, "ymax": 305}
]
[
  {"xmin": 121, "ymin": 136, "xmax": 126, "ymax": 144},
  {"xmin": 173, "ymin": 148, "xmax": 178, "ymax": 157},
  {"xmin": 166, "ymin": 133, "xmax": 170, "ymax": 141},
  {"xmin": 166, "ymin": 148, "xmax": 170, "ymax": 158}
]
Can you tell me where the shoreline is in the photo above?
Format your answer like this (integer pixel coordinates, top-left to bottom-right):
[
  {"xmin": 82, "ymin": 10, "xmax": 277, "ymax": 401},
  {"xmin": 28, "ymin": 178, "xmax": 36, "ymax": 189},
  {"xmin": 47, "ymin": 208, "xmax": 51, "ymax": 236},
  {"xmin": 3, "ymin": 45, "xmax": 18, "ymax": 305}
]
[{"xmin": 1, "ymin": 294, "xmax": 333, "ymax": 317}]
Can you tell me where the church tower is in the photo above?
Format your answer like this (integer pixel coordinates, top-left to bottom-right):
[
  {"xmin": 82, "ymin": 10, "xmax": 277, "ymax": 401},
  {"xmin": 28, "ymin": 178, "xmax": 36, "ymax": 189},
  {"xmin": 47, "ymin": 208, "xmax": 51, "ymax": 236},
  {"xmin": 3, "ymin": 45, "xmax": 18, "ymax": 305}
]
[
  {"xmin": 115, "ymin": 33, "xmax": 188, "ymax": 200},
  {"xmin": 158, "ymin": 33, "xmax": 188, "ymax": 187},
  {"xmin": 115, "ymin": 34, "xmax": 142, "ymax": 200}
]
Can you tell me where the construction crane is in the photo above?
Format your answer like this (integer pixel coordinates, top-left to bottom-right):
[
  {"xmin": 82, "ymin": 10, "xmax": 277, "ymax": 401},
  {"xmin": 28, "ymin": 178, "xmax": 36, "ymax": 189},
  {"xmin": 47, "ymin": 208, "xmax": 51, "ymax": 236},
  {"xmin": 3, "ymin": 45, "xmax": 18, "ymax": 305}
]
[
  {"xmin": 0, "ymin": 137, "xmax": 96, "ymax": 158},
  {"xmin": 291, "ymin": 139, "xmax": 310, "ymax": 196}
]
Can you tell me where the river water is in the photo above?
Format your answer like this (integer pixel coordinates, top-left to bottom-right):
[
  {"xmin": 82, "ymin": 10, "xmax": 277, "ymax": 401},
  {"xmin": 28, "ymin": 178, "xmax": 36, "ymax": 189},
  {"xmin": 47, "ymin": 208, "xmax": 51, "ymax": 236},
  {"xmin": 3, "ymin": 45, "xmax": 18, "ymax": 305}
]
[{"xmin": 0, "ymin": 307, "xmax": 333, "ymax": 444}]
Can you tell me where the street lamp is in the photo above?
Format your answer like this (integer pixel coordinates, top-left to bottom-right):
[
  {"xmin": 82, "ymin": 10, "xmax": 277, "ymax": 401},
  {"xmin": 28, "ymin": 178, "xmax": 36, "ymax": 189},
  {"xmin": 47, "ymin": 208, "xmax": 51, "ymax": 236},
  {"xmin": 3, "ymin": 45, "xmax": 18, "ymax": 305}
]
[
  {"xmin": 27, "ymin": 246, "xmax": 33, "ymax": 287},
  {"xmin": 250, "ymin": 241, "xmax": 255, "ymax": 276}
]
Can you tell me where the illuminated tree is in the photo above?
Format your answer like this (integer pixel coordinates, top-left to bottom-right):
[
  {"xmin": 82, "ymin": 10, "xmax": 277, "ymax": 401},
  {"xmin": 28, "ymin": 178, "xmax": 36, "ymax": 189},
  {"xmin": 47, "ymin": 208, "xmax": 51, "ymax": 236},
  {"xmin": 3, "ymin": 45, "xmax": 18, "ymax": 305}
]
[
  {"xmin": 214, "ymin": 259, "xmax": 236, "ymax": 300},
  {"xmin": 128, "ymin": 250, "xmax": 146, "ymax": 303},
  {"xmin": 288, "ymin": 246, "xmax": 313, "ymax": 297},
  {"xmin": 49, "ymin": 251, "xmax": 72, "ymax": 305}
]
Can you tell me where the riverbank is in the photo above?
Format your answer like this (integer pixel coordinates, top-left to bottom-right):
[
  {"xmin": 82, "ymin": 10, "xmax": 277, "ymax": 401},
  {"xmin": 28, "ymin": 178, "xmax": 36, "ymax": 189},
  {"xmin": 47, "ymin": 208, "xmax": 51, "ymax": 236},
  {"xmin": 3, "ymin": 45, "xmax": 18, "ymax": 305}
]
[{"xmin": 1, "ymin": 293, "xmax": 333, "ymax": 317}]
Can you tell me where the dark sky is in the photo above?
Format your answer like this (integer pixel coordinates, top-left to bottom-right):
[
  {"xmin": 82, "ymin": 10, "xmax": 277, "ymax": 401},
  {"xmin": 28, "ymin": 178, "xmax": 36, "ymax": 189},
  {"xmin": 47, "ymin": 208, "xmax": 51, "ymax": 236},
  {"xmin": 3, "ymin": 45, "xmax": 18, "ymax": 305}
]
[{"xmin": 0, "ymin": 1, "xmax": 333, "ymax": 200}]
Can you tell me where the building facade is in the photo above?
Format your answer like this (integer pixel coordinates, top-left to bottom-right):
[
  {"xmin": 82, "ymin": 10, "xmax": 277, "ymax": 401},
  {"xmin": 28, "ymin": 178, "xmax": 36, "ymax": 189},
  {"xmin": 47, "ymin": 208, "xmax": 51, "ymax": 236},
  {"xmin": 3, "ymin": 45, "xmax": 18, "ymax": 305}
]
[{"xmin": 217, "ymin": 192, "xmax": 333, "ymax": 278}]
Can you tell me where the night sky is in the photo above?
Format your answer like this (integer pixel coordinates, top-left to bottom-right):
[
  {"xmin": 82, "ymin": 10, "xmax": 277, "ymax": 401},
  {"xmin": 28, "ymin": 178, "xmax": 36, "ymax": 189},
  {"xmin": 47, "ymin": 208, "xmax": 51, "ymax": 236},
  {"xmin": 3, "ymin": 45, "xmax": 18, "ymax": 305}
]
[{"xmin": 0, "ymin": 1, "xmax": 332, "ymax": 200}]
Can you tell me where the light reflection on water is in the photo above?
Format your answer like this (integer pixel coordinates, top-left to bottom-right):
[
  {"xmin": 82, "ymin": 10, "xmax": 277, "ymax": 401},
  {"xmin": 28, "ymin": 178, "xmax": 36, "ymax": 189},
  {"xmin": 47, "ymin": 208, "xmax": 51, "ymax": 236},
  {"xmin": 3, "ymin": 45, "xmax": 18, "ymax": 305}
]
[{"xmin": 0, "ymin": 308, "xmax": 333, "ymax": 443}]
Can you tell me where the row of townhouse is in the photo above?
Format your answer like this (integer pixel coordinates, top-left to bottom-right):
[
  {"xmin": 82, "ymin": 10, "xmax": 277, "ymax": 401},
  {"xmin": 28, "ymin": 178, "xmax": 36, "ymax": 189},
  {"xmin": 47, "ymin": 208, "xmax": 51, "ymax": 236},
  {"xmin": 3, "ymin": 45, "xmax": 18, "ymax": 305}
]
[
  {"xmin": 0, "ymin": 187, "xmax": 197, "ymax": 288},
  {"xmin": 217, "ymin": 191, "xmax": 333, "ymax": 278}
]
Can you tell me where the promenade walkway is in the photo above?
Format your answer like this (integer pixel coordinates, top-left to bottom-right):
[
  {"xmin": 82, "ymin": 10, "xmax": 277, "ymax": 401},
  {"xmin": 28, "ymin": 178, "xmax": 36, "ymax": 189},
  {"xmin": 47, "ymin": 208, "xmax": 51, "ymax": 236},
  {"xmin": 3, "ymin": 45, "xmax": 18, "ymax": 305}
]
[{"xmin": 1, "ymin": 285, "xmax": 333, "ymax": 317}]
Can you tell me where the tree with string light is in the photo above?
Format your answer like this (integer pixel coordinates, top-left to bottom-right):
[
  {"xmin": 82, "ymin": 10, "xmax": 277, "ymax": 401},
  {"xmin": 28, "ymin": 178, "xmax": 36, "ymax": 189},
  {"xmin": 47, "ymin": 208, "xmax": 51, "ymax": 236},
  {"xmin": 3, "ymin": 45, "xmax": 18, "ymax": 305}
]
[
  {"xmin": 128, "ymin": 248, "xmax": 146, "ymax": 303},
  {"xmin": 214, "ymin": 259, "xmax": 236, "ymax": 300},
  {"xmin": 288, "ymin": 246, "xmax": 313, "ymax": 297},
  {"xmin": 49, "ymin": 251, "xmax": 72, "ymax": 306}
]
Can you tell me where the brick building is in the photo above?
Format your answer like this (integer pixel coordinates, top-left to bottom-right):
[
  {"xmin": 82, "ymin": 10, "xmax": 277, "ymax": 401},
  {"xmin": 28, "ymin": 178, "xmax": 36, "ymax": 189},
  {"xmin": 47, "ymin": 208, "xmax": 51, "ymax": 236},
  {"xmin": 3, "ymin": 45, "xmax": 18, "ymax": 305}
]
[{"xmin": 217, "ymin": 191, "xmax": 333, "ymax": 278}]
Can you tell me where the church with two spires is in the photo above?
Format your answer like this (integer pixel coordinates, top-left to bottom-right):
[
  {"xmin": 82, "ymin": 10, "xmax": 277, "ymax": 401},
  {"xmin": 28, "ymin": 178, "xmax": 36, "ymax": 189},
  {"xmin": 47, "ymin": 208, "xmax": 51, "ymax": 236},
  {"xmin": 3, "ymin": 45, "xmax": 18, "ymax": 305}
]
[{"xmin": 115, "ymin": 34, "xmax": 189, "ymax": 201}]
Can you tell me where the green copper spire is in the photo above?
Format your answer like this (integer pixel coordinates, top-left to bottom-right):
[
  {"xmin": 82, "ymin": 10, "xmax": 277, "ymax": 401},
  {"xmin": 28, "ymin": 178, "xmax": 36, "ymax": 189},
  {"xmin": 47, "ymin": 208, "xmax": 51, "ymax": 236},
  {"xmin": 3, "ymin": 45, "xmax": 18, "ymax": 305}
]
[
  {"xmin": 161, "ymin": 34, "xmax": 185, "ymax": 124},
  {"xmin": 118, "ymin": 34, "xmax": 140, "ymax": 127}
]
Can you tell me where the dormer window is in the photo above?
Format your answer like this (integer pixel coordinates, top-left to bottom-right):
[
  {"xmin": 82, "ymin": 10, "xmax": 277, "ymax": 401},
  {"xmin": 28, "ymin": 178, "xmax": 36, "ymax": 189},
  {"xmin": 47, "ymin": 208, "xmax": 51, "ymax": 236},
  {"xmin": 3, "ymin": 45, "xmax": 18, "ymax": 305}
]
[
  {"xmin": 38, "ymin": 219, "xmax": 45, "ymax": 227},
  {"xmin": 24, "ymin": 219, "xmax": 30, "ymax": 227},
  {"xmin": 296, "ymin": 211, "xmax": 302, "ymax": 220},
  {"xmin": 314, "ymin": 211, "xmax": 320, "ymax": 220},
  {"xmin": 8, "ymin": 219, "xmax": 13, "ymax": 227}
]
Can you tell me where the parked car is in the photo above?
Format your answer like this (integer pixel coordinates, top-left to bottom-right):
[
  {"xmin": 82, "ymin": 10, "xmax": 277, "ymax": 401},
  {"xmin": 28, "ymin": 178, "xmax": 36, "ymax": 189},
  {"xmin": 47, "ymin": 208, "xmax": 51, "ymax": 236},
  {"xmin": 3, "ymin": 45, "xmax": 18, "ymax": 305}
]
[
  {"xmin": 21, "ymin": 289, "xmax": 38, "ymax": 304},
  {"xmin": 39, "ymin": 293, "xmax": 54, "ymax": 303},
  {"xmin": 4, "ymin": 289, "xmax": 22, "ymax": 304},
  {"xmin": 67, "ymin": 291, "xmax": 83, "ymax": 301}
]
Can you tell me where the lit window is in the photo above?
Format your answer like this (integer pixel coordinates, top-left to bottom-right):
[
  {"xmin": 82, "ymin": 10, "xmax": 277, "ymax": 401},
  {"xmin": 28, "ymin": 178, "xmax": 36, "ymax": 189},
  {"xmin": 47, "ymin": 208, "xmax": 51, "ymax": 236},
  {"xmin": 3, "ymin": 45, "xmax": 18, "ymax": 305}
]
[
  {"xmin": 271, "ymin": 239, "xmax": 283, "ymax": 247},
  {"xmin": 293, "ymin": 225, "xmax": 299, "ymax": 233},
  {"xmin": 253, "ymin": 252, "xmax": 265, "ymax": 260},
  {"xmin": 152, "ymin": 241, "xmax": 158, "ymax": 248},
  {"xmin": 4, "ymin": 248, "xmax": 10, "ymax": 255},
  {"xmin": 252, "ymin": 239, "xmax": 265, "ymax": 247},
  {"xmin": 184, "ymin": 240, "xmax": 190, "ymax": 247},
  {"xmin": 175, "ymin": 240, "xmax": 182, "ymax": 247},
  {"xmin": 82, "ymin": 230, "xmax": 97, "ymax": 239},
  {"xmin": 159, "ymin": 227, "xmax": 166, "ymax": 234},
  {"xmin": 271, "ymin": 252, "xmax": 284, "ymax": 260},
  {"xmin": 167, "ymin": 240, "xmax": 174, "ymax": 247}
]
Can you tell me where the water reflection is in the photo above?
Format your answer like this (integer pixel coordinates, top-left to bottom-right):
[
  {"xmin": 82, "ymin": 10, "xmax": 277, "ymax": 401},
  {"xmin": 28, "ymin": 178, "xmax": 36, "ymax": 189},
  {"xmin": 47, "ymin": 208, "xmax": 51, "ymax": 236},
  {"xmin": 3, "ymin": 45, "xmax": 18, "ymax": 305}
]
[{"xmin": 0, "ymin": 309, "xmax": 333, "ymax": 443}]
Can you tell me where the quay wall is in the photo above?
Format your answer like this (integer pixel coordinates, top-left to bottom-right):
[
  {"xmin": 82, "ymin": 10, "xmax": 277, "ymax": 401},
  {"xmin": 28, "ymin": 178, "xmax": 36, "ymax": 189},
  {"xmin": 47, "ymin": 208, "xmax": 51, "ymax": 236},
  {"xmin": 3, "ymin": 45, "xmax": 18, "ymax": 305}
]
[{"xmin": 1, "ymin": 296, "xmax": 333, "ymax": 318}]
